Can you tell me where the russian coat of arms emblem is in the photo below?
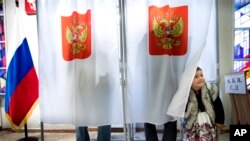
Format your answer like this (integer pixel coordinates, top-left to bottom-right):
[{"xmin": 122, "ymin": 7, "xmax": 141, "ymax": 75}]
[
  {"xmin": 61, "ymin": 11, "xmax": 91, "ymax": 61},
  {"xmin": 149, "ymin": 5, "xmax": 188, "ymax": 56}
]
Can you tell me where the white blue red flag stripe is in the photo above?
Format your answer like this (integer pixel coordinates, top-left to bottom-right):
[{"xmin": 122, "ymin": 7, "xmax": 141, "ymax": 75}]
[{"xmin": 5, "ymin": 8, "xmax": 38, "ymax": 129}]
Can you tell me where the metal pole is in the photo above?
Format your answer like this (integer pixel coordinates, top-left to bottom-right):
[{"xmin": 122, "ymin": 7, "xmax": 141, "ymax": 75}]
[
  {"xmin": 41, "ymin": 121, "xmax": 44, "ymax": 141},
  {"xmin": 24, "ymin": 123, "xmax": 28, "ymax": 139},
  {"xmin": 118, "ymin": 0, "xmax": 133, "ymax": 141},
  {"xmin": 36, "ymin": 1, "xmax": 44, "ymax": 140},
  {"xmin": 18, "ymin": 123, "xmax": 38, "ymax": 141}
]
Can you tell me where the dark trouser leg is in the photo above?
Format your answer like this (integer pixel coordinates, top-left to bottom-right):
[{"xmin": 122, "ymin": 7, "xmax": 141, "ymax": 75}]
[
  {"xmin": 76, "ymin": 126, "xmax": 90, "ymax": 141},
  {"xmin": 144, "ymin": 122, "xmax": 158, "ymax": 141},
  {"xmin": 162, "ymin": 121, "xmax": 177, "ymax": 141},
  {"xmin": 97, "ymin": 125, "xmax": 111, "ymax": 141}
]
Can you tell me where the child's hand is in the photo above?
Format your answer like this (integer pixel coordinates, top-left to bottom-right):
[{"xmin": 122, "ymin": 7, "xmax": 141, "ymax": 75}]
[{"xmin": 216, "ymin": 123, "xmax": 225, "ymax": 133}]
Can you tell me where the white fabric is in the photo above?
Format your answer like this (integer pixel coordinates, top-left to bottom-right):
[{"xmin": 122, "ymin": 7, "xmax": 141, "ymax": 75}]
[
  {"xmin": 197, "ymin": 112, "xmax": 212, "ymax": 126},
  {"xmin": 125, "ymin": 0, "xmax": 177, "ymax": 124},
  {"xmin": 125, "ymin": 0, "xmax": 215, "ymax": 124},
  {"xmin": 38, "ymin": 0, "xmax": 122, "ymax": 126},
  {"xmin": 167, "ymin": 0, "xmax": 215, "ymax": 118},
  {"xmin": 38, "ymin": 0, "xmax": 216, "ymax": 126},
  {"xmin": 7, "ymin": 9, "xmax": 24, "ymax": 65},
  {"xmin": 198, "ymin": 0, "xmax": 217, "ymax": 82}
]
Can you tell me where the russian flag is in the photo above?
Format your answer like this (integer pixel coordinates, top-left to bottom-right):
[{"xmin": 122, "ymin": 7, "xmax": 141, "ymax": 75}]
[{"xmin": 5, "ymin": 8, "xmax": 38, "ymax": 128}]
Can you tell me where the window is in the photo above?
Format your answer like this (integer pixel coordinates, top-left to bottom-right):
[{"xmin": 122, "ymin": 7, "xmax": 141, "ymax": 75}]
[
  {"xmin": 0, "ymin": 0, "xmax": 6, "ymax": 94},
  {"xmin": 233, "ymin": 0, "xmax": 250, "ymax": 72}
]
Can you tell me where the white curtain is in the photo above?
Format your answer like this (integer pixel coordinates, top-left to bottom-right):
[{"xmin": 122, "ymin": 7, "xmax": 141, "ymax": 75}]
[
  {"xmin": 198, "ymin": 0, "xmax": 217, "ymax": 82},
  {"xmin": 38, "ymin": 0, "xmax": 216, "ymax": 126},
  {"xmin": 38, "ymin": 0, "xmax": 122, "ymax": 126},
  {"xmin": 126, "ymin": 0, "xmax": 215, "ymax": 124}
]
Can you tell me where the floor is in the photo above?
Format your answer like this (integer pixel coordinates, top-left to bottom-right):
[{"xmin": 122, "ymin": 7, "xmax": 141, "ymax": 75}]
[{"xmin": 0, "ymin": 130, "xmax": 229, "ymax": 141}]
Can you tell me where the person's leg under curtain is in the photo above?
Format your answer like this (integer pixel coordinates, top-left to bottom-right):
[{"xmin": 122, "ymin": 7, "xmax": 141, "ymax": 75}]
[
  {"xmin": 162, "ymin": 121, "xmax": 177, "ymax": 141},
  {"xmin": 144, "ymin": 122, "xmax": 158, "ymax": 141},
  {"xmin": 76, "ymin": 126, "xmax": 90, "ymax": 141},
  {"xmin": 97, "ymin": 125, "xmax": 111, "ymax": 141}
]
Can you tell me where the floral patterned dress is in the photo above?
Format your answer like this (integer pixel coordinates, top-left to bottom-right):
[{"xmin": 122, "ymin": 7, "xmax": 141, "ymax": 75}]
[{"xmin": 182, "ymin": 84, "xmax": 219, "ymax": 141}]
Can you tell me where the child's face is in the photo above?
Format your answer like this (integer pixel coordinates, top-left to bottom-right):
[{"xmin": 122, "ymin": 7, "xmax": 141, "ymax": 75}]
[{"xmin": 191, "ymin": 70, "xmax": 205, "ymax": 91}]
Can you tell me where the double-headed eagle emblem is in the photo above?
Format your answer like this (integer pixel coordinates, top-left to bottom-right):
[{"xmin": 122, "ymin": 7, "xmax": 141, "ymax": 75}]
[
  {"xmin": 65, "ymin": 17, "xmax": 88, "ymax": 55},
  {"xmin": 152, "ymin": 13, "xmax": 184, "ymax": 49}
]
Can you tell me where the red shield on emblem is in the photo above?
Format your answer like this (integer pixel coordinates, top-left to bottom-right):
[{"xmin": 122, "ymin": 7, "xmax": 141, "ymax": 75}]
[
  {"xmin": 61, "ymin": 11, "xmax": 91, "ymax": 61},
  {"xmin": 25, "ymin": 0, "xmax": 36, "ymax": 15},
  {"xmin": 149, "ymin": 5, "xmax": 188, "ymax": 56}
]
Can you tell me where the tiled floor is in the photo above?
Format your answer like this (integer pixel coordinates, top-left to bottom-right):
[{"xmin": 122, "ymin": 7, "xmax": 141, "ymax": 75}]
[{"xmin": 0, "ymin": 130, "xmax": 229, "ymax": 141}]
